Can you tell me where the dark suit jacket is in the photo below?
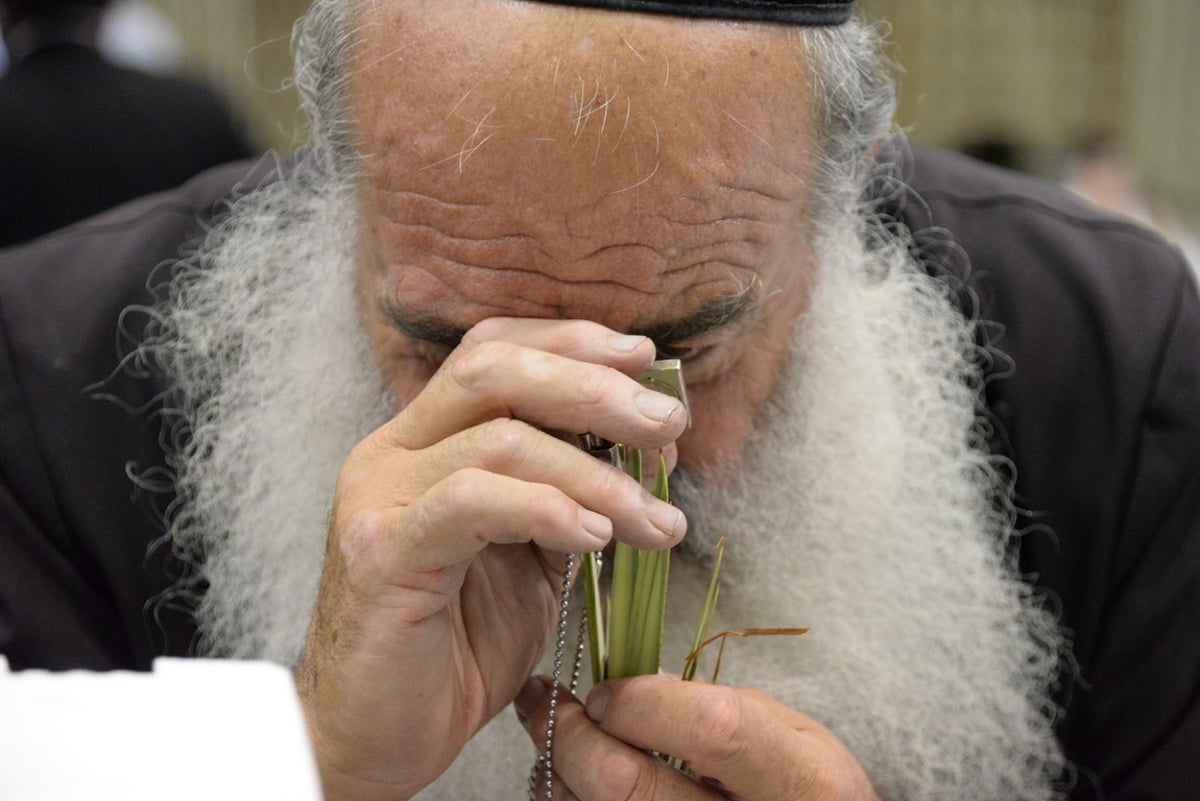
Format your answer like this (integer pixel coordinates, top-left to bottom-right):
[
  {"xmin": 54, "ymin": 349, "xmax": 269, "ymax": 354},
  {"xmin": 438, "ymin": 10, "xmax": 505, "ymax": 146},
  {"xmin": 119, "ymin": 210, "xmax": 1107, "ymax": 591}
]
[
  {"xmin": 0, "ymin": 43, "xmax": 252, "ymax": 247},
  {"xmin": 0, "ymin": 146, "xmax": 1197, "ymax": 799}
]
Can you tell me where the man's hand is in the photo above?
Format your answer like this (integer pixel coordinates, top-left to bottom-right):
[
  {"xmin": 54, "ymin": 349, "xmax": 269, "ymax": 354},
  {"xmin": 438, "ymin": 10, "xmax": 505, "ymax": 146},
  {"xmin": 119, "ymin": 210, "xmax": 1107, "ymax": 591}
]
[
  {"xmin": 295, "ymin": 318, "xmax": 689, "ymax": 801},
  {"xmin": 516, "ymin": 673, "xmax": 882, "ymax": 801}
]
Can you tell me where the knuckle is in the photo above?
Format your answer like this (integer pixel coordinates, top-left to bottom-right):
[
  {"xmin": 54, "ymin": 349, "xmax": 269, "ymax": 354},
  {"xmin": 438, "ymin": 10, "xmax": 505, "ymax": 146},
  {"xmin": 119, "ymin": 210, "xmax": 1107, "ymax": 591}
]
[
  {"xmin": 413, "ymin": 469, "xmax": 492, "ymax": 551},
  {"xmin": 554, "ymin": 320, "xmax": 603, "ymax": 353},
  {"xmin": 587, "ymin": 462, "xmax": 642, "ymax": 514},
  {"xmin": 593, "ymin": 460, "xmax": 635, "ymax": 496},
  {"xmin": 574, "ymin": 363, "xmax": 614, "ymax": 409},
  {"xmin": 688, "ymin": 687, "xmax": 751, "ymax": 768},
  {"xmin": 432, "ymin": 467, "xmax": 489, "ymax": 515},
  {"xmin": 344, "ymin": 434, "xmax": 376, "ymax": 465},
  {"xmin": 342, "ymin": 428, "xmax": 393, "ymax": 474},
  {"xmin": 474, "ymin": 418, "xmax": 539, "ymax": 471},
  {"xmin": 448, "ymin": 339, "xmax": 517, "ymax": 391},
  {"xmin": 338, "ymin": 506, "xmax": 383, "ymax": 550},
  {"xmin": 531, "ymin": 489, "xmax": 577, "ymax": 531},
  {"xmin": 592, "ymin": 749, "xmax": 657, "ymax": 801},
  {"xmin": 785, "ymin": 730, "xmax": 852, "ymax": 800},
  {"xmin": 335, "ymin": 507, "xmax": 392, "ymax": 584}
]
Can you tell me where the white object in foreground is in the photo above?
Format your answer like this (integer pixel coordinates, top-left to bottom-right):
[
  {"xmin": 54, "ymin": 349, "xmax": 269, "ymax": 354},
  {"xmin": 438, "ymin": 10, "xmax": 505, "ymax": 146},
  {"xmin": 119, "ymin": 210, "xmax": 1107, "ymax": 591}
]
[{"xmin": 0, "ymin": 656, "xmax": 322, "ymax": 801}]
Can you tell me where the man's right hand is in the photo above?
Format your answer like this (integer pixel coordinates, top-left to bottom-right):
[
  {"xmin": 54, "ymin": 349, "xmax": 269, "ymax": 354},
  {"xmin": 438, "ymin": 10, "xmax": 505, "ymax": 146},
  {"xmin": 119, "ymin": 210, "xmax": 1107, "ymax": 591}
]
[{"xmin": 294, "ymin": 317, "xmax": 689, "ymax": 801}]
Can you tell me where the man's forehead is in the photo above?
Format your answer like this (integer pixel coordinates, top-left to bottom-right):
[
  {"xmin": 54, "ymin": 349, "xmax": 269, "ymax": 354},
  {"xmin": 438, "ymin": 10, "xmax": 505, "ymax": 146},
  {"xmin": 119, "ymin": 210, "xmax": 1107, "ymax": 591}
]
[
  {"xmin": 349, "ymin": 0, "xmax": 818, "ymax": 220},
  {"xmin": 351, "ymin": 0, "xmax": 818, "ymax": 350}
]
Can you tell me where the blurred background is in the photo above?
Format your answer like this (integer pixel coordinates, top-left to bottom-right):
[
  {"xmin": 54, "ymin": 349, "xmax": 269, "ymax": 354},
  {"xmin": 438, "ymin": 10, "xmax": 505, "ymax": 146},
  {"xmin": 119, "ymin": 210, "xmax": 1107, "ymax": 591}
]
[{"xmin": 2, "ymin": 0, "xmax": 1197, "ymax": 255}]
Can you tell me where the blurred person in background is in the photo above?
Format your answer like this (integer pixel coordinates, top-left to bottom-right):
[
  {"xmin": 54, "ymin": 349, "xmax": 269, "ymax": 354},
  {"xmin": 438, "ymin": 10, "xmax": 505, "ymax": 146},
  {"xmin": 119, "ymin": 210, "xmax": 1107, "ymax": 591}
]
[{"xmin": 0, "ymin": 0, "xmax": 253, "ymax": 247}]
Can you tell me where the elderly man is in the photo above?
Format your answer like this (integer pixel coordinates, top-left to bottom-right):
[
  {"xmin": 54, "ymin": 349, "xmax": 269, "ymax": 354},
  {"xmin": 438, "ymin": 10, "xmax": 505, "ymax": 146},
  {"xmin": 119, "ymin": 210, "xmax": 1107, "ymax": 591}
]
[{"xmin": 0, "ymin": 1, "xmax": 1197, "ymax": 799}]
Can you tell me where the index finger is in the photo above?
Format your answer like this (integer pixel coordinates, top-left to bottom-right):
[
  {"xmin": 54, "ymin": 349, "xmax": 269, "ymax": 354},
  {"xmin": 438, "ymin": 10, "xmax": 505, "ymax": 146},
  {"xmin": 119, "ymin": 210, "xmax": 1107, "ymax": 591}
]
[
  {"xmin": 385, "ymin": 336, "xmax": 686, "ymax": 451},
  {"xmin": 462, "ymin": 317, "xmax": 658, "ymax": 373}
]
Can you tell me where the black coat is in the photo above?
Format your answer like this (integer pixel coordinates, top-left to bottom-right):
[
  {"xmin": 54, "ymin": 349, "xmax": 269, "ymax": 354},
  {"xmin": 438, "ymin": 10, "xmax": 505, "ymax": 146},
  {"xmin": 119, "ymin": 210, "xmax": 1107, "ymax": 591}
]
[{"xmin": 1, "ymin": 146, "xmax": 1197, "ymax": 799}]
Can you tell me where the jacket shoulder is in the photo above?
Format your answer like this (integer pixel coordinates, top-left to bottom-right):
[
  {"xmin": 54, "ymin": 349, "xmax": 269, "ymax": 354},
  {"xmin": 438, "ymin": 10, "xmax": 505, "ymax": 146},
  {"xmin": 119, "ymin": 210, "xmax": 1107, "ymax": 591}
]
[{"xmin": 0, "ymin": 156, "xmax": 281, "ymax": 668}]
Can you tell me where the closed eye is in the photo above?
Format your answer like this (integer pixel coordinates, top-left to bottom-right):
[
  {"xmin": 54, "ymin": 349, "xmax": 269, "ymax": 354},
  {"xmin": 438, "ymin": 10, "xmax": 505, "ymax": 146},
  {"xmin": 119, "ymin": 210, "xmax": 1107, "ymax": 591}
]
[{"xmin": 655, "ymin": 342, "xmax": 707, "ymax": 363}]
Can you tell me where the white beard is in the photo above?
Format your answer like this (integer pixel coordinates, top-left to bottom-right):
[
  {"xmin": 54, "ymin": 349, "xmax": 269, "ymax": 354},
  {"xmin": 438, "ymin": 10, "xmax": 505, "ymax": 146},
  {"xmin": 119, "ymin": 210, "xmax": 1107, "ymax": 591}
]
[
  {"xmin": 150, "ymin": 158, "xmax": 1064, "ymax": 800},
  {"xmin": 148, "ymin": 153, "xmax": 392, "ymax": 664}
]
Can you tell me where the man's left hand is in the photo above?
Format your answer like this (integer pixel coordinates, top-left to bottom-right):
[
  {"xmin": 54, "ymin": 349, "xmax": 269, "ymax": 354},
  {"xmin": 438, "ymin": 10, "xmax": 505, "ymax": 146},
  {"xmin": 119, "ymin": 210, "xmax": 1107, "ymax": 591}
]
[{"xmin": 515, "ymin": 673, "xmax": 882, "ymax": 801}]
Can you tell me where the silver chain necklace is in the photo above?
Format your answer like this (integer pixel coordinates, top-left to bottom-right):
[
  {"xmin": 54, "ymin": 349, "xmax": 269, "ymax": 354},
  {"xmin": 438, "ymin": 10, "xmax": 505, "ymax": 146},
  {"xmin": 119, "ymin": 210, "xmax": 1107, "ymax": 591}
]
[{"xmin": 527, "ymin": 550, "xmax": 594, "ymax": 801}]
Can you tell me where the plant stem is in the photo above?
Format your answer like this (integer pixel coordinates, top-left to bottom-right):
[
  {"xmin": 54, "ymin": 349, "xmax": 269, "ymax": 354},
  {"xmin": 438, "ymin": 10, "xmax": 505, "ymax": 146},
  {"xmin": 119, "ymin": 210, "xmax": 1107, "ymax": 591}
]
[{"xmin": 581, "ymin": 551, "xmax": 605, "ymax": 685}]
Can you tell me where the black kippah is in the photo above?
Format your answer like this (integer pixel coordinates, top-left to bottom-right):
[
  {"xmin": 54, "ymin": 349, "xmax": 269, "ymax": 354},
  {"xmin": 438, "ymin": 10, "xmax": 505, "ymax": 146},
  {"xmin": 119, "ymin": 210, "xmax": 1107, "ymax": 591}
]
[{"xmin": 530, "ymin": 0, "xmax": 854, "ymax": 25}]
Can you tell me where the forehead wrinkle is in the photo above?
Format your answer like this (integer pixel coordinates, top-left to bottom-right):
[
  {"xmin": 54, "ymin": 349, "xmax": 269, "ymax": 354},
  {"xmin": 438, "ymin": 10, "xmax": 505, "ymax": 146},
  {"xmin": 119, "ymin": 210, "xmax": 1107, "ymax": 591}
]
[
  {"xmin": 390, "ymin": 233, "xmax": 762, "ymax": 305},
  {"xmin": 384, "ymin": 254, "xmax": 757, "ymax": 330},
  {"xmin": 372, "ymin": 186, "xmax": 492, "ymax": 210},
  {"xmin": 370, "ymin": 192, "xmax": 774, "ymax": 291},
  {"xmin": 404, "ymin": 257, "xmax": 676, "ymax": 299},
  {"xmin": 381, "ymin": 220, "xmax": 773, "ymax": 285},
  {"xmin": 369, "ymin": 179, "xmax": 787, "ymax": 237},
  {"xmin": 575, "ymin": 232, "xmax": 769, "ymax": 263},
  {"xmin": 717, "ymin": 180, "xmax": 798, "ymax": 204},
  {"xmin": 555, "ymin": 186, "xmax": 797, "ymax": 251},
  {"xmin": 368, "ymin": 185, "xmax": 518, "ymax": 241},
  {"xmin": 646, "ymin": 211, "xmax": 771, "ymax": 227},
  {"xmin": 384, "ymin": 219, "xmax": 556, "ymax": 264}
]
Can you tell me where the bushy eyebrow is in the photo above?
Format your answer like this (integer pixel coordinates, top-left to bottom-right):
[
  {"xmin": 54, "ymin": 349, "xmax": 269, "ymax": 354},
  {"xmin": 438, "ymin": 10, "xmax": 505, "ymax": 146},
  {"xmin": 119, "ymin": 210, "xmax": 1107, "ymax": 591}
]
[
  {"xmin": 381, "ymin": 289, "xmax": 758, "ymax": 350},
  {"xmin": 381, "ymin": 300, "xmax": 469, "ymax": 349},
  {"xmin": 630, "ymin": 290, "xmax": 759, "ymax": 345}
]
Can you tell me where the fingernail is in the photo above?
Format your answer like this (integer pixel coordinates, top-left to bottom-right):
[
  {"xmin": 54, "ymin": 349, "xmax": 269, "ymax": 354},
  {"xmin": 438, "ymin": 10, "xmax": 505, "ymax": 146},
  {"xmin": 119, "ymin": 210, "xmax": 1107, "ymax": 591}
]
[
  {"xmin": 608, "ymin": 334, "xmax": 648, "ymax": 353},
  {"xmin": 645, "ymin": 493, "xmax": 685, "ymax": 539},
  {"xmin": 586, "ymin": 682, "xmax": 612, "ymax": 723},
  {"xmin": 579, "ymin": 508, "xmax": 613, "ymax": 544},
  {"xmin": 515, "ymin": 675, "xmax": 548, "ymax": 724},
  {"xmin": 635, "ymin": 390, "xmax": 682, "ymax": 425}
]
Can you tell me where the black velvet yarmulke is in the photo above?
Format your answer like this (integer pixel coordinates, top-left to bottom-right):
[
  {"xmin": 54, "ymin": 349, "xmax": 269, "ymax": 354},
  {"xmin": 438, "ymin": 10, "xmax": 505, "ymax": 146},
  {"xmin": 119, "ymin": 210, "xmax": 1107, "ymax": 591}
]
[{"xmin": 529, "ymin": 0, "xmax": 854, "ymax": 25}]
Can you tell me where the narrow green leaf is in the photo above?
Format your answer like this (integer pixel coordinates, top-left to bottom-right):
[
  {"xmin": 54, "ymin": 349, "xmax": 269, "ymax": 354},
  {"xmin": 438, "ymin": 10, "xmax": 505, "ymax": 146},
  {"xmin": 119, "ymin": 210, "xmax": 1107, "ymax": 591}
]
[
  {"xmin": 581, "ymin": 551, "xmax": 606, "ymax": 685},
  {"xmin": 606, "ymin": 540, "xmax": 636, "ymax": 679},
  {"xmin": 627, "ymin": 452, "xmax": 671, "ymax": 677},
  {"xmin": 683, "ymin": 537, "xmax": 726, "ymax": 682},
  {"xmin": 651, "ymin": 449, "xmax": 669, "ymax": 501},
  {"xmin": 635, "ymin": 548, "xmax": 669, "ymax": 675},
  {"xmin": 624, "ymin": 446, "xmax": 642, "ymax": 484}
]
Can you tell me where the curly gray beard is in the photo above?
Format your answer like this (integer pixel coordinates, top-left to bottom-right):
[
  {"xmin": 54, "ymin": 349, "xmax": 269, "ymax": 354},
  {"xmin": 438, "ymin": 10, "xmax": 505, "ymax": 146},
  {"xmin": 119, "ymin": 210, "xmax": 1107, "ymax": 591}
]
[{"xmin": 146, "ymin": 150, "xmax": 1064, "ymax": 800}]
